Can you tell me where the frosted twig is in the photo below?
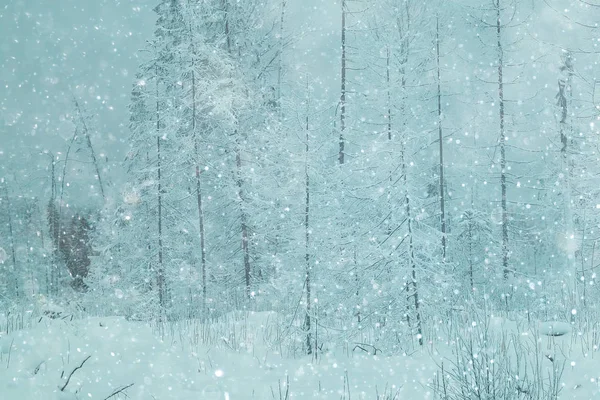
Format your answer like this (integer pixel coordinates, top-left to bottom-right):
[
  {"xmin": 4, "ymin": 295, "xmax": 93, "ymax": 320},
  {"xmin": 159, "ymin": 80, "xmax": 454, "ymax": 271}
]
[
  {"xmin": 60, "ymin": 355, "xmax": 91, "ymax": 392},
  {"xmin": 6, "ymin": 338, "xmax": 14, "ymax": 369},
  {"xmin": 103, "ymin": 383, "xmax": 134, "ymax": 400}
]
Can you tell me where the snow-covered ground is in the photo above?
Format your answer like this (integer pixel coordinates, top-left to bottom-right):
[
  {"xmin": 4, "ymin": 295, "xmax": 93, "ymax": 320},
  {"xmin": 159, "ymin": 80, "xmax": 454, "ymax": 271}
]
[{"xmin": 0, "ymin": 312, "xmax": 598, "ymax": 399}]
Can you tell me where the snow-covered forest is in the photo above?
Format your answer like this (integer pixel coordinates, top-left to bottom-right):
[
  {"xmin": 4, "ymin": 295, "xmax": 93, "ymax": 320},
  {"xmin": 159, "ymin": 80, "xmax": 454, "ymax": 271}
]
[{"xmin": 1, "ymin": 0, "xmax": 600, "ymax": 398}]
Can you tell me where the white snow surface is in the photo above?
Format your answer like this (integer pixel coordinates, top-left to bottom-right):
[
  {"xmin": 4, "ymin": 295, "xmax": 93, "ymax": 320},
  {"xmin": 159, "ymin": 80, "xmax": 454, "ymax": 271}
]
[{"xmin": 0, "ymin": 313, "xmax": 598, "ymax": 399}]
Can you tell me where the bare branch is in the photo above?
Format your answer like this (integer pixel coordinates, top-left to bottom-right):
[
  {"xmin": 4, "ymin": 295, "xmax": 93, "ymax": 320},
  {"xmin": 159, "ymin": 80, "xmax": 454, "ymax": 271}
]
[
  {"xmin": 103, "ymin": 383, "xmax": 135, "ymax": 400},
  {"xmin": 60, "ymin": 355, "xmax": 91, "ymax": 392}
]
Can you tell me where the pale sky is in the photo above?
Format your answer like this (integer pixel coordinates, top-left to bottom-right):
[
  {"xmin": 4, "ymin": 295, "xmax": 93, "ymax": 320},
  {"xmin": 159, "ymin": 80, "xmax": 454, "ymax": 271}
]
[
  {"xmin": 1, "ymin": 0, "xmax": 597, "ymax": 203},
  {"xmin": 0, "ymin": 0, "xmax": 341, "ymax": 203}
]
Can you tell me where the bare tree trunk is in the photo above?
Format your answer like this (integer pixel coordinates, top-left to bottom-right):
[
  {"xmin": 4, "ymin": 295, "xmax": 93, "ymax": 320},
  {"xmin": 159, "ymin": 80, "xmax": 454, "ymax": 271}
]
[
  {"xmin": 194, "ymin": 161, "xmax": 207, "ymax": 316},
  {"xmin": 53, "ymin": 130, "xmax": 78, "ymax": 295},
  {"xmin": 468, "ymin": 213, "xmax": 474, "ymax": 292},
  {"xmin": 304, "ymin": 80, "xmax": 312, "ymax": 355},
  {"xmin": 2, "ymin": 183, "xmax": 19, "ymax": 299},
  {"xmin": 188, "ymin": 22, "xmax": 208, "ymax": 319},
  {"xmin": 192, "ymin": 86, "xmax": 208, "ymax": 320},
  {"xmin": 339, "ymin": 0, "xmax": 359, "ymax": 321},
  {"xmin": 45, "ymin": 152, "xmax": 57, "ymax": 296},
  {"xmin": 398, "ymin": 1, "xmax": 422, "ymax": 346},
  {"xmin": 339, "ymin": 0, "xmax": 347, "ymax": 165},
  {"xmin": 496, "ymin": 0, "xmax": 509, "ymax": 279},
  {"xmin": 277, "ymin": 0, "xmax": 286, "ymax": 112},
  {"xmin": 223, "ymin": 0, "xmax": 252, "ymax": 299},
  {"xmin": 236, "ymin": 148, "xmax": 252, "ymax": 299},
  {"xmin": 400, "ymin": 145, "xmax": 422, "ymax": 345},
  {"xmin": 386, "ymin": 46, "xmax": 392, "ymax": 141},
  {"xmin": 435, "ymin": 16, "xmax": 447, "ymax": 260},
  {"xmin": 73, "ymin": 98, "xmax": 106, "ymax": 201},
  {"xmin": 384, "ymin": 45, "xmax": 394, "ymax": 244},
  {"xmin": 557, "ymin": 51, "xmax": 577, "ymax": 313},
  {"xmin": 558, "ymin": 54, "xmax": 574, "ymax": 253},
  {"xmin": 223, "ymin": 0, "xmax": 232, "ymax": 53},
  {"xmin": 155, "ymin": 71, "xmax": 166, "ymax": 315}
]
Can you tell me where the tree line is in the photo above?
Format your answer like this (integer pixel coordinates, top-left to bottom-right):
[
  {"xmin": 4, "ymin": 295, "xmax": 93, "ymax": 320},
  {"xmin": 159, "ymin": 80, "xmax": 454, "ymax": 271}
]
[{"xmin": 1, "ymin": 0, "xmax": 599, "ymax": 354}]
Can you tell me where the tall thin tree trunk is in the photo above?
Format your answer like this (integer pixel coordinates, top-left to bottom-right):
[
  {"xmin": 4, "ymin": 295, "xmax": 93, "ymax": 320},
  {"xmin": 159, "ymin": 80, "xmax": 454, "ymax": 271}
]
[
  {"xmin": 46, "ymin": 153, "xmax": 57, "ymax": 296},
  {"xmin": 557, "ymin": 51, "xmax": 577, "ymax": 311},
  {"xmin": 339, "ymin": 0, "xmax": 347, "ymax": 165},
  {"xmin": 468, "ymin": 215, "xmax": 474, "ymax": 292},
  {"xmin": 223, "ymin": 0, "xmax": 252, "ymax": 299},
  {"xmin": 188, "ymin": 21, "xmax": 208, "ymax": 319},
  {"xmin": 155, "ymin": 71, "xmax": 166, "ymax": 314},
  {"xmin": 558, "ymin": 53, "xmax": 574, "ymax": 254},
  {"xmin": 277, "ymin": 0, "xmax": 286, "ymax": 112},
  {"xmin": 435, "ymin": 17, "xmax": 447, "ymax": 260},
  {"xmin": 73, "ymin": 98, "xmax": 106, "ymax": 201},
  {"xmin": 54, "ymin": 131, "xmax": 78, "ymax": 295},
  {"xmin": 339, "ymin": 0, "xmax": 358, "ymax": 320},
  {"xmin": 224, "ymin": 0, "xmax": 232, "ymax": 53},
  {"xmin": 384, "ymin": 45, "xmax": 394, "ymax": 244},
  {"xmin": 272, "ymin": 0, "xmax": 287, "ymax": 262},
  {"xmin": 398, "ymin": 1, "xmax": 422, "ymax": 346},
  {"xmin": 193, "ymin": 84, "xmax": 208, "ymax": 320},
  {"xmin": 2, "ymin": 183, "xmax": 19, "ymax": 299},
  {"xmin": 386, "ymin": 46, "xmax": 392, "ymax": 141},
  {"xmin": 236, "ymin": 149, "xmax": 251, "ymax": 299},
  {"xmin": 401, "ymin": 146, "xmax": 422, "ymax": 345},
  {"xmin": 496, "ymin": 0, "xmax": 509, "ymax": 279},
  {"xmin": 304, "ymin": 80, "xmax": 312, "ymax": 355},
  {"xmin": 145, "ymin": 151, "xmax": 153, "ymax": 292}
]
